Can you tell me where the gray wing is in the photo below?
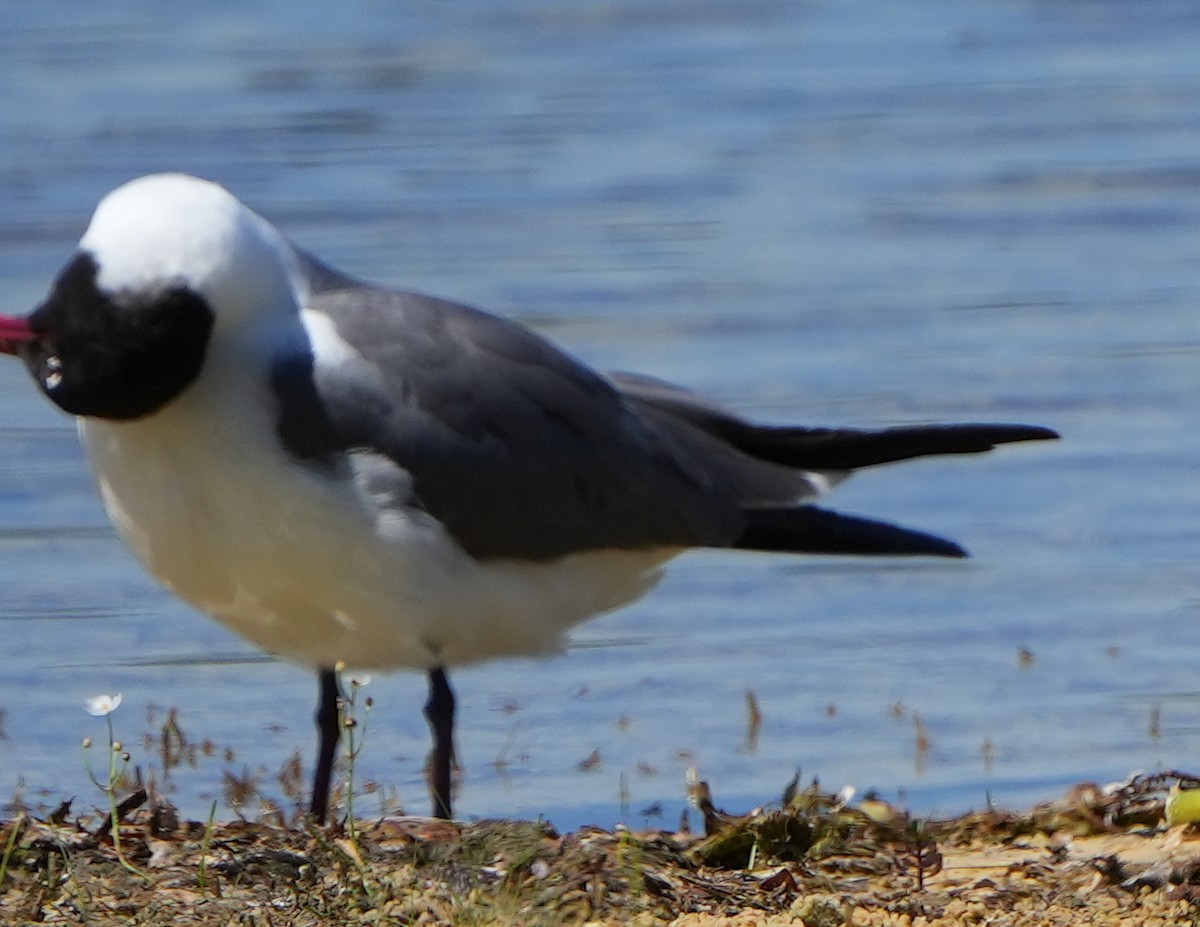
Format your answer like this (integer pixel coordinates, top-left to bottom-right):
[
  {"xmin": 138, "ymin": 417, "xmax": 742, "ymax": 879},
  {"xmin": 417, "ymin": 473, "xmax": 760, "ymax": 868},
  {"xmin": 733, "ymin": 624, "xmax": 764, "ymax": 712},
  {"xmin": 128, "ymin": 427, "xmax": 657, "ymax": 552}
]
[
  {"xmin": 281, "ymin": 250, "xmax": 1055, "ymax": 563},
  {"xmin": 285, "ymin": 253, "xmax": 771, "ymax": 560}
]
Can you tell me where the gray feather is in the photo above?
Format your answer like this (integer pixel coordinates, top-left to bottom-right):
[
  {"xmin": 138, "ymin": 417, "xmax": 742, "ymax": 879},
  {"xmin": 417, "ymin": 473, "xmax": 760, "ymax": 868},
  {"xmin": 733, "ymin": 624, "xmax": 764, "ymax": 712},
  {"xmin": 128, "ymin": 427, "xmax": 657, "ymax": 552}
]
[
  {"xmin": 287, "ymin": 253, "xmax": 755, "ymax": 559},
  {"xmin": 275, "ymin": 248, "xmax": 1057, "ymax": 563}
]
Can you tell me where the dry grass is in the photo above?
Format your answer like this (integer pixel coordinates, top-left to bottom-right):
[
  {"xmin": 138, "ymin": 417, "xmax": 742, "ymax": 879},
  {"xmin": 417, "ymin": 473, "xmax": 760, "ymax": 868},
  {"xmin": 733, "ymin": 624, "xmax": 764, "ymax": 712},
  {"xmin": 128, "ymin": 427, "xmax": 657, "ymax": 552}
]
[{"xmin": 3, "ymin": 772, "xmax": 1200, "ymax": 925}]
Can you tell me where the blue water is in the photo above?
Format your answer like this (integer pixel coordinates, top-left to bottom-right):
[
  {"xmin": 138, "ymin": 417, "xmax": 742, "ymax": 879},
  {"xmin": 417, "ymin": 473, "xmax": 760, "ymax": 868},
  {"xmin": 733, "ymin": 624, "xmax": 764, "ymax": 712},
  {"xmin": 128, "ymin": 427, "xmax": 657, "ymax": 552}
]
[{"xmin": 2, "ymin": 0, "xmax": 1200, "ymax": 830}]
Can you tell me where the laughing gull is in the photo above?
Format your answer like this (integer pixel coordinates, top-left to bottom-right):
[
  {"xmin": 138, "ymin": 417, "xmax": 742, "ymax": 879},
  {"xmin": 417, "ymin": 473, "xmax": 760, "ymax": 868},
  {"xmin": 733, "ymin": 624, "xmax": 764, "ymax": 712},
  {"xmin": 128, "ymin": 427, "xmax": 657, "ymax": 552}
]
[{"xmin": 0, "ymin": 173, "xmax": 1056, "ymax": 822}]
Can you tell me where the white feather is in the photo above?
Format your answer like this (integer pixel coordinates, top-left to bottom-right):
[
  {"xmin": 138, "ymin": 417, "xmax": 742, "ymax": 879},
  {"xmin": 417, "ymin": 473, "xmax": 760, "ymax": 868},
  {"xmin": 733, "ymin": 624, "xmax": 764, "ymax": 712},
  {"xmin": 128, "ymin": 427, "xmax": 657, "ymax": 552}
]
[{"xmin": 77, "ymin": 174, "xmax": 673, "ymax": 671}]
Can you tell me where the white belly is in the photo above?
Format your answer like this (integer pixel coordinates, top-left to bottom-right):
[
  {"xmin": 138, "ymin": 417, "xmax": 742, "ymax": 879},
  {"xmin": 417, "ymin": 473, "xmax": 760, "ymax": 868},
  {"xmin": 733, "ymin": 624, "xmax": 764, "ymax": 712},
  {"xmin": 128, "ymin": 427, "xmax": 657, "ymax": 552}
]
[{"xmin": 78, "ymin": 383, "xmax": 672, "ymax": 671}]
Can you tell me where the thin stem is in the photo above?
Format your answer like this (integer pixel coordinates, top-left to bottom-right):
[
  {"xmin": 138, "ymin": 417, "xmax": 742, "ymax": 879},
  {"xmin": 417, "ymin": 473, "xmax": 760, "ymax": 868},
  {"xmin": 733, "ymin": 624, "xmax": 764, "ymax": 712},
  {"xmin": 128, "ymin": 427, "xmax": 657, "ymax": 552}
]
[{"xmin": 0, "ymin": 812, "xmax": 24, "ymax": 890}]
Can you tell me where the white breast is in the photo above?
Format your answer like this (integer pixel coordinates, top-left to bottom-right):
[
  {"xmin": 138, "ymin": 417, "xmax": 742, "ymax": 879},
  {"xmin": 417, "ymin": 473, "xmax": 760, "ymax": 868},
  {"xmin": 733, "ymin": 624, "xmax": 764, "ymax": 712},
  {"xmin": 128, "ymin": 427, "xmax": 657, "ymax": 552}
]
[{"xmin": 78, "ymin": 348, "xmax": 673, "ymax": 671}]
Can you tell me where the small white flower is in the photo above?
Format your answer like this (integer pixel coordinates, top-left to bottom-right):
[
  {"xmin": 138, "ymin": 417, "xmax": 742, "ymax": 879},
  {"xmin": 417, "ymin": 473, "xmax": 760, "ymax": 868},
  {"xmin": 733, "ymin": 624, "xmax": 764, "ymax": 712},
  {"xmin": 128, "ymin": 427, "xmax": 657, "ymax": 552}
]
[
  {"xmin": 85, "ymin": 693, "xmax": 122, "ymax": 717},
  {"xmin": 347, "ymin": 673, "xmax": 371, "ymax": 689}
]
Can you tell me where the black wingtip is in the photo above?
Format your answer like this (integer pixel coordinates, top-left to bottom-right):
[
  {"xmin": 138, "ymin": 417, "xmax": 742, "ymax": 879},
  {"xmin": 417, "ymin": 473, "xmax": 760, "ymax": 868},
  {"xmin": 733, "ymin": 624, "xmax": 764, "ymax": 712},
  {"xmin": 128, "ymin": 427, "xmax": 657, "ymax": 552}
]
[
  {"xmin": 738, "ymin": 505, "xmax": 969, "ymax": 559},
  {"xmin": 986, "ymin": 423, "xmax": 1060, "ymax": 446},
  {"xmin": 724, "ymin": 420, "xmax": 1059, "ymax": 472}
]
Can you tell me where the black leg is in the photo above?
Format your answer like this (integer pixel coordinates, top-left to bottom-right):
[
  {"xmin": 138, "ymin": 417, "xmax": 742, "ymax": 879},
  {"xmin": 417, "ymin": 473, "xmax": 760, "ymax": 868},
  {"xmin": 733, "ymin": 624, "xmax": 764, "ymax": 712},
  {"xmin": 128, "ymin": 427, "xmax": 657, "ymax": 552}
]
[
  {"xmin": 424, "ymin": 667, "xmax": 456, "ymax": 819},
  {"xmin": 309, "ymin": 667, "xmax": 342, "ymax": 822}
]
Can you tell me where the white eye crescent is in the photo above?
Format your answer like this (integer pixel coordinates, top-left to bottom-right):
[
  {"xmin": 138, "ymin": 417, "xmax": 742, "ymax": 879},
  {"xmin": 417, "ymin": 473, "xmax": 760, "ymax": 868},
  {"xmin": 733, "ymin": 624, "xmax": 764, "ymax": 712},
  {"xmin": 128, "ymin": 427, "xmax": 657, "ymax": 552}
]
[{"xmin": 44, "ymin": 355, "xmax": 63, "ymax": 389}]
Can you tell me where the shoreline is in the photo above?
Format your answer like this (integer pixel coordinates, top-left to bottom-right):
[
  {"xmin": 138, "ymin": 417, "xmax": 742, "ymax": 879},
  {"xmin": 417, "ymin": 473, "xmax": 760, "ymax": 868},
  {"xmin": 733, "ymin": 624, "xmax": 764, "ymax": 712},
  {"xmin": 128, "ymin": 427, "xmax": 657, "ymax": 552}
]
[{"xmin": 3, "ymin": 773, "xmax": 1199, "ymax": 925}]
